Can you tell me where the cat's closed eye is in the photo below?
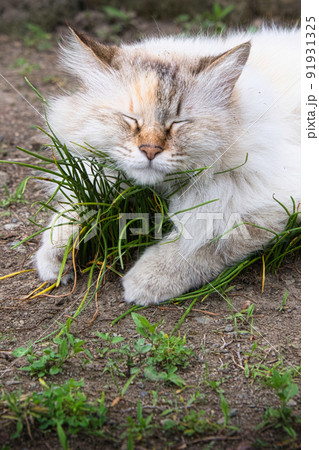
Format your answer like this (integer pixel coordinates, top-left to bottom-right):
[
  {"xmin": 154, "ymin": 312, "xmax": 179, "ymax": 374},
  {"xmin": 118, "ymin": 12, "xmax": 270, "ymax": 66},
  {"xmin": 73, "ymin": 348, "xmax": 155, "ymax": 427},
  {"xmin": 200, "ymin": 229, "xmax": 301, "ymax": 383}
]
[
  {"xmin": 121, "ymin": 114, "xmax": 141, "ymax": 132},
  {"xmin": 121, "ymin": 113, "xmax": 191, "ymax": 136},
  {"xmin": 166, "ymin": 120, "xmax": 192, "ymax": 133}
]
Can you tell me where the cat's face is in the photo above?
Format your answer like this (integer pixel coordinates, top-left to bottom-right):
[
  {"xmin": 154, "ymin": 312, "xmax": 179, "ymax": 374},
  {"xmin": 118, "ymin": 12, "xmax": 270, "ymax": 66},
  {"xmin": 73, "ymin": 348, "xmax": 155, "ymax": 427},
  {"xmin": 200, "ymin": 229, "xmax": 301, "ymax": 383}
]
[
  {"xmin": 51, "ymin": 30, "xmax": 250, "ymax": 185},
  {"xmin": 96, "ymin": 64, "xmax": 197, "ymax": 185}
]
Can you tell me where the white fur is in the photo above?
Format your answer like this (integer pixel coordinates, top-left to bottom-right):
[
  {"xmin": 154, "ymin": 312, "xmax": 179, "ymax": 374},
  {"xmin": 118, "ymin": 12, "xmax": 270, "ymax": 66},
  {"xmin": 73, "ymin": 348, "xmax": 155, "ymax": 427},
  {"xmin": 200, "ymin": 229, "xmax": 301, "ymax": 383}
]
[{"xmin": 36, "ymin": 27, "xmax": 300, "ymax": 304}]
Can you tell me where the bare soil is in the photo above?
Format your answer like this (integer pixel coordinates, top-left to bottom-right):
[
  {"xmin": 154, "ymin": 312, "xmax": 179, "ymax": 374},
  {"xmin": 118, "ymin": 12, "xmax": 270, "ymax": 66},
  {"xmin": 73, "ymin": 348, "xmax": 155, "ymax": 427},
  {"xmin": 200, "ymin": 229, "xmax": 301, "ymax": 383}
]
[{"xmin": 0, "ymin": 27, "xmax": 301, "ymax": 450}]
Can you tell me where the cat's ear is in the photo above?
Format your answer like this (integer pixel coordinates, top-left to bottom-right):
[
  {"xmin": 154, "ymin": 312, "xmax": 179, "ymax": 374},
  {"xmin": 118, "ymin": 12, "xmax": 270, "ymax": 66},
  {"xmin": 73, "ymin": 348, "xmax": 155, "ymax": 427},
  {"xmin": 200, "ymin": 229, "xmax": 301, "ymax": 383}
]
[
  {"xmin": 68, "ymin": 27, "xmax": 118, "ymax": 68},
  {"xmin": 59, "ymin": 27, "xmax": 119, "ymax": 82},
  {"xmin": 195, "ymin": 42, "xmax": 251, "ymax": 101}
]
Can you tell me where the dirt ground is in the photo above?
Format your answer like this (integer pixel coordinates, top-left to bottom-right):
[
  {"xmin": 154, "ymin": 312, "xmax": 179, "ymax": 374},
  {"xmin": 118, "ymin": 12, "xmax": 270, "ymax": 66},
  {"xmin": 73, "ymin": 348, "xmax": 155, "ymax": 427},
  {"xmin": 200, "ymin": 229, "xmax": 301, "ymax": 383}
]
[{"xmin": 0, "ymin": 25, "xmax": 300, "ymax": 450}]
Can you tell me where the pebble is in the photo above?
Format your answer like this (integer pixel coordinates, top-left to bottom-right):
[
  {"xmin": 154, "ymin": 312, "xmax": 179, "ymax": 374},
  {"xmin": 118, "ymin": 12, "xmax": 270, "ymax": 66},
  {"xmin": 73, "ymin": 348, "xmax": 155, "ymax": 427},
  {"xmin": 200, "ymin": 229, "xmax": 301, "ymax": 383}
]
[
  {"xmin": 217, "ymin": 416, "xmax": 225, "ymax": 425},
  {"xmin": 0, "ymin": 169, "xmax": 9, "ymax": 185},
  {"xmin": 85, "ymin": 364, "xmax": 95, "ymax": 370},
  {"xmin": 139, "ymin": 390, "xmax": 148, "ymax": 398},
  {"xmin": 230, "ymin": 408, "xmax": 238, "ymax": 417},
  {"xmin": 12, "ymin": 217, "xmax": 19, "ymax": 223},
  {"xmin": 8, "ymin": 241, "xmax": 20, "ymax": 247},
  {"xmin": 224, "ymin": 324, "xmax": 234, "ymax": 332},
  {"xmin": 194, "ymin": 316, "xmax": 212, "ymax": 325},
  {"xmin": 5, "ymin": 380, "xmax": 20, "ymax": 385},
  {"xmin": 286, "ymin": 399, "xmax": 297, "ymax": 407},
  {"xmin": 4, "ymin": 223, "xmax": 19, "ymax": 230}
]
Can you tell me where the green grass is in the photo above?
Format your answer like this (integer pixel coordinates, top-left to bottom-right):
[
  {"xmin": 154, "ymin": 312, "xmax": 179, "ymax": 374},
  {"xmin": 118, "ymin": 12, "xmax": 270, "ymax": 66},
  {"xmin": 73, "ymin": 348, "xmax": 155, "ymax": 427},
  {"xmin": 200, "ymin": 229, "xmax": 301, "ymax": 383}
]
[
  {"xmin": 95, "ymin": 312, "xmax": 194, "ymax": 389},
  {"xmin": 23, "ymin": 23, "xmax": 53, "ymax": 51},
  {"xmin": 100, "ymin": 6, "xmax": 134, "ymax": 43},
  {"xmin": 121, "ymin": 399, "xmax": 155, "ymax": 448},
  {"xmin": 12, "ymin": 318, "xmax": 89, "ymax": 378},
  {"xmin": 0, "ymin": 179, "xmax": 29, "ymax": 207},
  {"xmin": 255, "ymin": 368, "xmax": 300, "ymax": 440},
  {"xmin": 9, "ymin": 58, "xmax": 42, "ymax": 75},
  {"xmin": 176, "ymin": 2, "xmax": 234, "ymax": 34},
  {"xmin": 1, "ymin": 379, "xmax": 108, "ymax": 449}
]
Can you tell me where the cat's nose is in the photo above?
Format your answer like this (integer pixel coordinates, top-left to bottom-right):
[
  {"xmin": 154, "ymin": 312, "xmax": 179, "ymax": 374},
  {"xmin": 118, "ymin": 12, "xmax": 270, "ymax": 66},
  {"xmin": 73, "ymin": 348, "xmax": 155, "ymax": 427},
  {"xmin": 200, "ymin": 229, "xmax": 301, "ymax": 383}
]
[{"xmin": 139, "ymin": 144, "xmax": 163, "ymax": 161}]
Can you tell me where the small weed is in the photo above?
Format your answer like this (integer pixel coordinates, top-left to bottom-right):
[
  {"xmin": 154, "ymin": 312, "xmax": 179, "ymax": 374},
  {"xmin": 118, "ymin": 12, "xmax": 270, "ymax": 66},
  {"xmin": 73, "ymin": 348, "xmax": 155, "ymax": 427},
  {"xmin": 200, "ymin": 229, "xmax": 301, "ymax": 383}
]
[
  {"xmin": 12, "ymin": 319, "xmax": 89, "ymax": 377},
  {"xmin": 132, "ymin": 313, "xmax": 193, "ymax": 368},
  {"xmin": 161, "ymin": 369, "xmax": 237, "ymax": 437},
  {"xmin": 102, "ymin": 5, "xmax": 132, "ymax": 22},
  {"xmin": 176, "ymin": 2, "xmax": 234, "ymax": 34},
  {"xmin": 9, "ymin": 58, "xmax": 42, "ymax": 75},
  {"xmin": 242, "ymin": 349, "xmax": 300, "ymax": 441},
  {"xmin": 279, "ymin": 290, "xmax": 289, "ymax": 312},
  {"xmin": 218, "ymin": 391, "xmax": 231, "ymax": 426},
  {"xmin": 204, "ymin": 372, "xmax": 236, "ymax": 429},
  {"xmin": 1, "ymin": 386, "xmax": 25, "ymax": 440},
  {"xmin": 121, "ymin": 399, "xmax": 154, "ymax": 448},
  {"xmin": 226, "ymin": 299, "xmax": 255, "ymax": 335},
  {"xmin": 100, "ymin": 6, "xmax": 134, "ymax": 42},
  {"xmin": 1, "ymin": 379, "xmax": 108, "ymax": 448},
  {"xmin": 96, "ymin": 314, "xmax": 193, "ymax": 389},
  {"xmin": 163, "ymin": 409, "xmax": 219, "ymax": 436},
  {"xmin": 23, "ymin": 23, "xmax": 52, "ymax": 51},
  {"xmin": 256, "ymin": 369, "xmax": 300, "ymax": 439},
  {"xmin": 96, "ymin": 331, "xmax": 135, "ymax": 392},
  {"xmin": 245, "ymin": 348, "xmax": 300, "ymax": 382},
  {"xmin": 0, "ymin": 179, "xmax": 29, "ymax": 207},
  {"xmin": 143, "ymin": 365, "xmax": 186, "ymax": 387},
  {"xmin": 132, "ymin": 313, "xmax": 193, "ymax": 387}
]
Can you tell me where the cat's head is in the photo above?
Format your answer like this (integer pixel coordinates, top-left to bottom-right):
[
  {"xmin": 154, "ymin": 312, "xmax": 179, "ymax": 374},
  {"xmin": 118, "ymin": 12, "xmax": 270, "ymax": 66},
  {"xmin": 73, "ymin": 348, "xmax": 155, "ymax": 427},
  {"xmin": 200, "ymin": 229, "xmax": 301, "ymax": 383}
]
[{"xmin": 49, "ymin": 29, "xmax": 250, "ymax": 185}]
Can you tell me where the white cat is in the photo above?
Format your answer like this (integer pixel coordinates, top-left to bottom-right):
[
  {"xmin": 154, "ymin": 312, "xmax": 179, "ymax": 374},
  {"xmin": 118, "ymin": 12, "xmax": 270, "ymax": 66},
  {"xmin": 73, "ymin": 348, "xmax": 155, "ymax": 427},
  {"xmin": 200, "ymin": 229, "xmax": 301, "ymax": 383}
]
[{"xmin": 36, "ymin": 27, "xmax": 300, "ymax": 305}]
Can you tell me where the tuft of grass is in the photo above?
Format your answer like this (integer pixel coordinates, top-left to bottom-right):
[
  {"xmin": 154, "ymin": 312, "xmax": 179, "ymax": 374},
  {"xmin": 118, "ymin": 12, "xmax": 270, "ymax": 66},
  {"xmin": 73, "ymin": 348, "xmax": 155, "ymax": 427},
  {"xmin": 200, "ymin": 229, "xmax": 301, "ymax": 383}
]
[
  {"xmin": 1, "ymin": 378, "xmax": 109, "ymax": 448},
  {"xmin": 23, "ymin": 23, "xmax": 52, "ymax": 51},
  {"xmin": 0, "ymin": 179, "xmax": 29, "ymax": 207},
  {"xmin": 256, "ymin": 368, "xmax": 300, "ymax": 440},
  {"xmin": 9, "ymin": 58, "xmax": 42, "ymax": 75},
  {"xmin": 163, "ymin": 409, "xmax": 220, "ymax": 436},
  {"xmin": 100, "ymin": 6, "xmax": 135, "ymax": 43},
  {"xmin": 176, "ymin": 2, "xmax": 234, "ymax": 34},
  {"xmin": 12, "ymin": 319, "xmax": 89, "ymax": 378},
  {"xmin": 131, "ymin": 313, "xmax": 194, "ymax": 369},
  {"xmin": 96, "ymin": 313, "xmax": 193, "ymax": 389},
  {"xmin": 121, "ymin": 399, "xmax": 154, "ymax": 448}
]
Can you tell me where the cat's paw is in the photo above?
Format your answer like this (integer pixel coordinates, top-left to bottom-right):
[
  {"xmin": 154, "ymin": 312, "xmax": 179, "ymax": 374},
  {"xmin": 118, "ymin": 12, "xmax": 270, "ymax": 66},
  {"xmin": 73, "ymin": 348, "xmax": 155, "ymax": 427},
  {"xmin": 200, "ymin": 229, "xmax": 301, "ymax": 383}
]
[
  {"xmin": 122, "ymin": 271, "xmax": 168, "ymax": 305},
  {"xmin": 35, "ymin": 244, "xmax": 74, "ymax": 285},
  {"xmin": 122, "ymin": 259, "xmax": 180, "ymax": 306}
]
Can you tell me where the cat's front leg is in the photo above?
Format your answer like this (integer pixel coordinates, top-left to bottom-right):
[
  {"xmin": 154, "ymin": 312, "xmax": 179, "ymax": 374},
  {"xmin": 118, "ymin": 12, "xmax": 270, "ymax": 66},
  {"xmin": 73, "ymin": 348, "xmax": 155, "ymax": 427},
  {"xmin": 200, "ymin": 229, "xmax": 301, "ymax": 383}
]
[
  {"xmin": 122, "ymin": 205, "xmax": 290, "ymax": 305},
  {"xmin": 35, "ymin": 209, "xmax": 79, "ymax": 284},
  {"xmin": 122, "ymin": 240, "xmax": 220, "ymax": 305}
]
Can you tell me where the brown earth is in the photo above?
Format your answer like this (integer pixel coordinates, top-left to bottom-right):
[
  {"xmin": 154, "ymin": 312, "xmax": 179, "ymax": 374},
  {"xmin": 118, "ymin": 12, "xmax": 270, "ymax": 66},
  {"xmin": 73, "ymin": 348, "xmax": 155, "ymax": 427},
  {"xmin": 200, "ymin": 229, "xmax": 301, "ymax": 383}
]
[{"xmin": 0, "ymin": 24, "xmax": 300, "ymax": 450}]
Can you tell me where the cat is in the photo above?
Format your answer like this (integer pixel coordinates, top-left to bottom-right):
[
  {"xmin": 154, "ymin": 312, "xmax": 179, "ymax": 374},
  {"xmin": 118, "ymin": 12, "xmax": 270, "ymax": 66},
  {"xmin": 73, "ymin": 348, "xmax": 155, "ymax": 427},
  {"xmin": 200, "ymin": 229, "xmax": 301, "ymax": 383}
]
[{"xmin": 35, "ymin": 27, "xmax": 301, "ymax": 305}]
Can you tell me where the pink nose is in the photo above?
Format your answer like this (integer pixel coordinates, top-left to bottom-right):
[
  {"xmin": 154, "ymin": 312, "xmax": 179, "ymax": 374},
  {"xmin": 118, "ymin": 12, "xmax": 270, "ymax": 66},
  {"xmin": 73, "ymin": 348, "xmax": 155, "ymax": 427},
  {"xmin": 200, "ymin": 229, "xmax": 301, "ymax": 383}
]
[{"xmin": 139, "ymin": 144, "xmax": 163, "ymax": 161}]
